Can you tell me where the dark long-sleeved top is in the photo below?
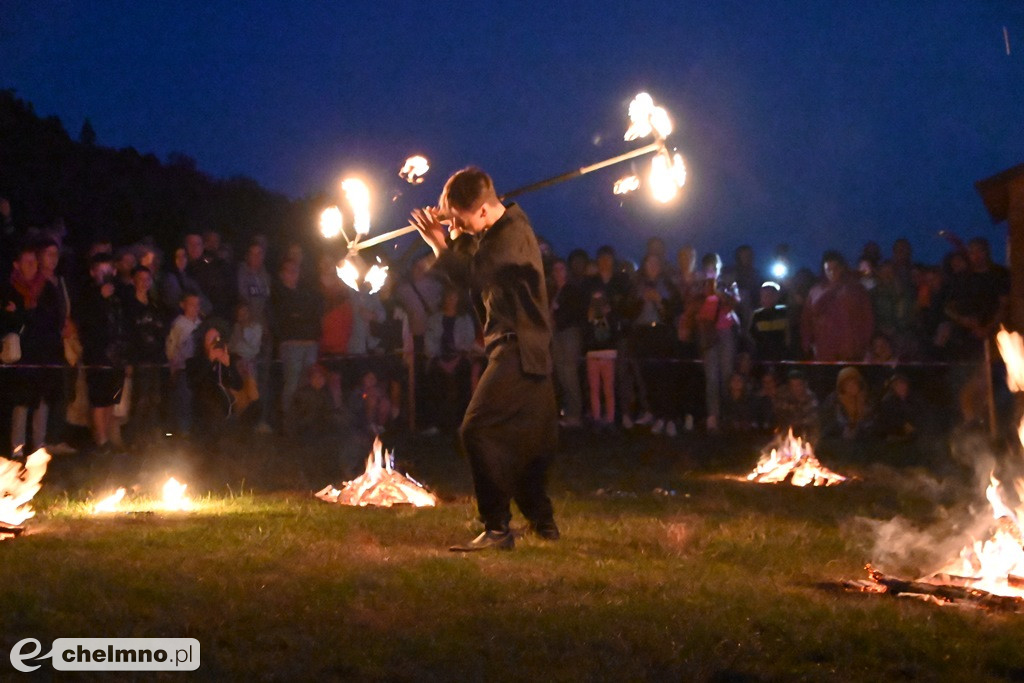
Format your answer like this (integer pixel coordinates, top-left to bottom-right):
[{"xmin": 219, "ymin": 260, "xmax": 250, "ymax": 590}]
[
  {"xmin": 433, "ymin": 203, "xmax": 552, "ymax": 376},
  {"xmin": 270, "ymin": 282, "xmax": 323, "ymax": 343}
]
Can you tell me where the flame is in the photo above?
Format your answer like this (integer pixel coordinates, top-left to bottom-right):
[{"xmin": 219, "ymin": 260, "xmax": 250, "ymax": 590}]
[
  {"xmin": 341, "ymin": 178, "xmax": 371, "ymax": 236},
  {"xmin": 319, "ymin": 206, "xmax": 344, "ymax": 240},
  {"xmin": 649, "ymin": 150, "xmax": 686, "ymax": 203},
  {"xmin": 915, "ymin": 329, "xmax": 1024, "ymax": 597},
  {"xmin": 399, "ymin": 155, "xmax": 429, "ymax": 184},
  {"xmin": 624, "ymin": 92, "xmax": 673, "ymax": 142},
  {"xmin": 93, "ymin": 487, "xmax": 127, "ymax": 513},
  {"xmin": 162, "ymin": 477, "xmax": 192, "ymax": 512},
  {"xmin": 746, "ymin": 429, "xmax": 848, "ymax": 487},
  {"xmin": 0, "ymin": 448, "xmax": 50, "ymax": 536},
  {"xmin": 364, "ymin": 260, "xmax": 389, "ymax": 295},
  {"xmin": 337, "ymin": 258, "xmax": 361, "ymax": 292},
  {"xmin": 613, "ymin": 175, "xmax": 641, "ymax": 195},
  {"xmin": 316, "ymin": 437, "xmax": 437, "ymax": 508}
]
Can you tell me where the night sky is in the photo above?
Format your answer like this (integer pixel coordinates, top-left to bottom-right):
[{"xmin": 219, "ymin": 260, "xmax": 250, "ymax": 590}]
[{"xmin": 4, "ymin": 1, "xmax": 1023, "ymax": 271}]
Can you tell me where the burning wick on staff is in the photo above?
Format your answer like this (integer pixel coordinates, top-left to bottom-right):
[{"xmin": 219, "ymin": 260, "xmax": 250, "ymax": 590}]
[{"xmin": 399, "ymin": 155, "xmax": 430, "ymax": 184}]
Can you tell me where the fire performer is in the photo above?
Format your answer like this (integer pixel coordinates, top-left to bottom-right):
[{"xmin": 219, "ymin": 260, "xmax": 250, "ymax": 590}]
[{"xmin": 410, "ymin": 167, "xmax": 559, "ymax": 551}]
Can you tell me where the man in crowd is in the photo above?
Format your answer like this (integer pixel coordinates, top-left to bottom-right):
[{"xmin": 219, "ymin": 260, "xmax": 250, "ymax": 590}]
[{"xmin": 801, "ymin": 251, "xmax": 873, "ymax": 362}]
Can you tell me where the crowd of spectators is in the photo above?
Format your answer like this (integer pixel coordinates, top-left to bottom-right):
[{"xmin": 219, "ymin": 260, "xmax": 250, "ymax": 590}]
[{"xmin": 0, "ymin": 192, "xmax": 1012, "ymax": 464}]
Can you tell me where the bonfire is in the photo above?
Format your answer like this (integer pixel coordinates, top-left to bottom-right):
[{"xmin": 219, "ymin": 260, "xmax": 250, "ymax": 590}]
[
  {"xmin": 316, "ymin": 437, "xmax": 437, "ymax": 508},
  {"xmin": 853, "ymin": 329, "xmax": 1024, "ymax": 609},
  {"xmin": 746, "ymin": 429, "xmax": 848, "ymax": 487},
  {"xmin": 0, "ymin": 448, "xmax": 51, "ymax": 539},
  {"xmin": 91, "ymin": 477, "xmax": 194, "ymax": 514}
]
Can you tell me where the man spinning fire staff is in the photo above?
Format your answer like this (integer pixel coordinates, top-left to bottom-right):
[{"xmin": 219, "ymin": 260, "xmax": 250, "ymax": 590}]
[{"xmin": 410, "ymin": 167, "xmax": 559, "ymax": 552}]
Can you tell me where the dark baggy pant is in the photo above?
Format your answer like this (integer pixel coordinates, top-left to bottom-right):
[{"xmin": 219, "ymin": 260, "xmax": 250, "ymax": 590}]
[{"xmin": 459, "ymin": 340, "xmax": 558, "ymax": 532}]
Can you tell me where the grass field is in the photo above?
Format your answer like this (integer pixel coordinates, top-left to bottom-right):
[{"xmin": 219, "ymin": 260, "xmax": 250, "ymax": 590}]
[{"xmin": 4, "ymin": 428, "xmax": 1024, "ymax": 680}]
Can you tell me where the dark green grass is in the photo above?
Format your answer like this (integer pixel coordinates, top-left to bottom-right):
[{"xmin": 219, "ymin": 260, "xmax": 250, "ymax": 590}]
[{"xmin": 2, "ymin": 429, "xmax": 1022, "ymax": 680}]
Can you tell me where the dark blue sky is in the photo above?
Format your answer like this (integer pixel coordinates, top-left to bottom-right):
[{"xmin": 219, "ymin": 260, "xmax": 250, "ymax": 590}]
[{"xmin": 3, "ymin": 1, "xmax": 1023, "ymax": 270}]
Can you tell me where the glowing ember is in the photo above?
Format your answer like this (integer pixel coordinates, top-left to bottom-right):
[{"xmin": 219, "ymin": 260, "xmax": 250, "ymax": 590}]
[
  {"xmin": 624, "ymin": 92, "xmax": 673, "ymax": 142},
  {"xmin": 162, "ymin": 477, "xmax": 192, "ymax": 512},
  {"xmin": 93, "ymin": 487, "xmax": 127, "ymax": 513},
  {"xmin": 0, "ymin": 448, "xmax": 50, "ymax": 538},
  {"xmin": 399, "ymin": 155, "xmax": 430, "ymax": 184},
  {"xmin": 319, "ymin": 206, "xmax": 344, "ymax": 239},
  {"xmin": 649, "ymin": 150, "xmax": 686, "ymax": 203},
  {"xmin": 364, "ymin": 260, "xmax": 388, "ymax": 295},
  {"xmin": 337, "ymin": 258, "xmax": 361, "ymax": 292},
  {"xmin": 613, "ymin": 174, "xmax": 641, "ymax": 195},
  {"xmin": 316, "ymin": 437, "xmax": 437, "ymax": 508},
  {"xmin": 341, "ymin": 177, "xmax": 371, "ymax": 236},
  {"xmin": 746, "ymin": 429, "xmax": 848, "ymax": 487}
]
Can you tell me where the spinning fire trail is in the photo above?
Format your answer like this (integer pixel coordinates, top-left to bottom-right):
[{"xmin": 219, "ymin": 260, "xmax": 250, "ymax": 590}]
[{"xmin": 321, "ymin": 92, "xmax": 687, "ymax": 290}]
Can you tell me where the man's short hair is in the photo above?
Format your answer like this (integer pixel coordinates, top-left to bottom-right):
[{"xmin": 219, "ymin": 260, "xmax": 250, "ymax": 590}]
[
  {"xmin": 440, "ymin": 167, "xmax": 497, "ymax": 213},
  {"xmin": 180, "ymin": 291, "xmax": 199, "ymax": 304},
  {"xmin": 821, "ymin": 249, "xmax": 846, "ymax": 267},
  {"xmin": 90, "ymin": 252, "xmax": 114, "ymax": 267},
  {"xmin": 596, "ymin": 245, "xmax": 616, "ymax": 259},
  {"xmin": 132, "ymin": 265, "xmax": 152, "ymax": 277}
]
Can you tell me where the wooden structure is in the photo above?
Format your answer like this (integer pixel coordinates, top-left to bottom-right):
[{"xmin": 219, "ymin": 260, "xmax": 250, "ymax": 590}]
[{"xmin": 976, "ymin": 163, "xmax": 1024, "ymax": 333}]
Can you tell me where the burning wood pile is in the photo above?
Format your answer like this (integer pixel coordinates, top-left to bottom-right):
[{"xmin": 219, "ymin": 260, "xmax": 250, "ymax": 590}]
[
  {"xmin": 316, "ymin": 437, "xmax": 437, "ymax": 508},
  {"xmin": 850, "ymin": 329, "xmax": 1024, "ymax": 610},
  {"xmin": 746, "ymin": 430, "xmax": 848, "ymax": 487},
  {"xmin": 0, "ymin": 448, "xmax": 51, "ymax": 539}
]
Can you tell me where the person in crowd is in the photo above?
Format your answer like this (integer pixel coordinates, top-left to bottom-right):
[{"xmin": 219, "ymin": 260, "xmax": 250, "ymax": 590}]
[
  {"xmin": 722, "ymin": 244, "xmax": 758, "ymax": 333},
  {"xmin": 162, "ymin": 246, "xmax": 211, "ymax": 317},
  {"xmin": 2, "ymin": 242, "xmax": 63, "ymax": 456},
  {"xmin": 630, "ymin": 253, "xmax": 682, "ymax": 436},
  {"xmin": 750, "ymin": 281, "xmax": 789, "ymax": 362},
  {"xmin": 864, "ymin": 331, "xmax": 898, "ymax": 364},
  {"xmin": 347, "ymin": 276, "xmax": 386, "ymax": 356},
  {"xmin": 75, "ymin": 253, "xmax": 127, "ymax": 453},
  {"xmin": 721, "ymin": 372, "xmax": 758, "ymax": 432},
  {"xmin": 585, "ymin": 245, "xmax": 648, "ymax": 428},
  {"xmin": 227, "ymin": 301, "xmax": 262, "ymax": 418},
  {"xmin": 549, "ymin": 258, "xmax": 587, "ymax": 428},
  {"xmin": 891, "ymin": 237, "xmax": 914, "ymax": 292},
  {"xmin": 286, "ymin": 363, "xmax": 345, "ymax": 440},
  {"xmin": 566, "ymin": 248, "xmax": 590, "ymax": 286},
  {"xmin": 113, "ymin": 248, "xmax": 137, "ymax": 304},
  {"xmin": 754, "ymin": 370, "xmax": 779, "ymax": 430},
  {"xmin": 695, "ymin": 252, "xmax": 740, "ymax": 433},
  {"xmin": 165, "ymin": 292, "xmax": 202, "ymax": 436},
  {"xmin": 820, "ymin": 366, "xmax": 876, "ymax": 442},
  {"xmin": 876, "ymin": 373, "xmax": 923, "ymax": 444},
  {"xmin": 348, "ymin": 370, "xmax": 392, "ymax": 435},
  {"xmin": 237, "ymin": 241, "xmax": 273, "ymax": 432},
  {"xmin": 801, "ymin": 250, "xmax": 873, "ymax": 362},
  {"xmin": 0, "ymin": 197, "xmax": 21, "ymax": 282},
  {"xmin": 271, "ymin": 258, "xmax": 323, "ymax": 421},
  {"xmin": 584, "ymin": 289, "xmax": 620, "ymax": 432},
  {"xmin": 424, "ymin": 285, "xmax": 482, "ymax": 432},
  {"xmin": 772, "ymin": 370, "xmax": 819, "ymax": 438},
  {"xmin": 318, "ymin": 264, "xmax": 354, "ymax": 413},
  {"xmin": 942, "ymin": 237, "xmax": 1010, "ymax": 360},
  {"xmin": 674, "ymin": 246, "xmax": 702, "ymax": 431},
  {"xmin": 871, "ymin": 260, "xmax": 915, "ymax": 358},
  {"xmin": 187, "ymin": 230, "xmax": 236, "ymax": 319},
  {"xmin": 186, "ymin": 319, "xmax": 242, "ymax": 441},
  {"xmin": 37, "ymin": 237, "xmax": 78, "ymax": 454},
  {"xmin": 123, "ymin": 265, "xmax": 167, "ymax": 443}
]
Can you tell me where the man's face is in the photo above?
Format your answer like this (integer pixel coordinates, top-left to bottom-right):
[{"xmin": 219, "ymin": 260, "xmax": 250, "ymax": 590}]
[
  {"xmin": 133, "ymin": 270, "xmax": 153, "ymax": 293},
  {"xmin": 204, "ymin": 231, "xmax": 221, "ymax": 252},
  {"xmin": 39, "ymin": 245, "xmax": 59, "ymax": 274},
  {"xmin": 597, "ymin": 253, "xmax": 615, "ymax": 274},
  {"xmin": 15, "ymin": 252, "xmax": 38, "ymax": 281},
  {"xmin": 552, "ymin": 261, "xmax": 568, "ymax": 287},
  {"xmin": 823, "ymin": 260, "xmax": 842, "ymax": 283},
  {"xmin": 759, "ymin": 287, "xmax": 780, "ymax": 308},
  {"xmin": 449, "ymin": 202, "xmax": 489, "ymax": 235},
  {"xmin": 91, "ymin": 262, "xmax": 114, "ymax": 285},
  {"xmin": 246, "ymin": 245, "xmax": 264, "ymax": 270},
  {"xmin": 182, "ymin": 296, "xmax": 201, "ymax": 319},
  {"xmin": 968, "ymin": 243, "xmax": 988, "ymax": 271},
  {"xmin": 280, "ymin": 264, "xmax": 300, "ymax": 289},
  {"xmin": 185, "ymin": 235, "xmax": 203, "ymax": 261}
]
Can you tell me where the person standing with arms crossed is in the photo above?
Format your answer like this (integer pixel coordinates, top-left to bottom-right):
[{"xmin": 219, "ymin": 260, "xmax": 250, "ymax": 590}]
[{"xmin": 410, "ymin": 167, "xmax": 559, "ymax": 551}]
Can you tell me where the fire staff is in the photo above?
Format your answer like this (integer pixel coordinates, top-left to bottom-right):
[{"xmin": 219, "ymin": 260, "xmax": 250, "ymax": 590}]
[{"xmin": 410, "ymin": 167, "xmax": 559, "ymax": 551}]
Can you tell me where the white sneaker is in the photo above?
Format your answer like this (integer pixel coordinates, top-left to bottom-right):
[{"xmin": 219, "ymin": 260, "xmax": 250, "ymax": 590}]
[
  {"xmin": 621, "ymin": 414, "xmax": 634, "ymax": 429},
  {"xmin": 651, "ymin": 419, "xmax": 665, "ymax": 435},
  {"xmin": 635, "ymin": 412, "xmax": 654, "ymax": 426},
  {"xmin": 684, "ymin": 414, "xmax": 694, "ymax": 432}
]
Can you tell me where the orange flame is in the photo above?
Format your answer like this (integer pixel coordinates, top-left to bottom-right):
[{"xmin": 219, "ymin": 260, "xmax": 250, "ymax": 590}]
[
  {"xmin": 746, "ymin": 429, "xmax": 848, "ymax": 487},
  {"xmin": 93, "ymin": 487, "xmax": 127, "ymax": 513},
  {"xmin": 399, "ymin": 156, "xmax": 429, "ymax": 184},
  {"xmin": 341, "ymin": 178, "xmax": 371, "ymax": 236},
  {"xmin": 0, "ymin": 448, "xmax": 50, "ymax": 536},
  {"xmin": 613, "ymin": 175, "xmax": 641, "ymax": 195},
  {"xmin": 319, "ymin": 206, "xmax": 344, "ymax": 240},
  {"xmin": 316, "ymin": 437, "xmax": 437, "ymax": 508}
]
